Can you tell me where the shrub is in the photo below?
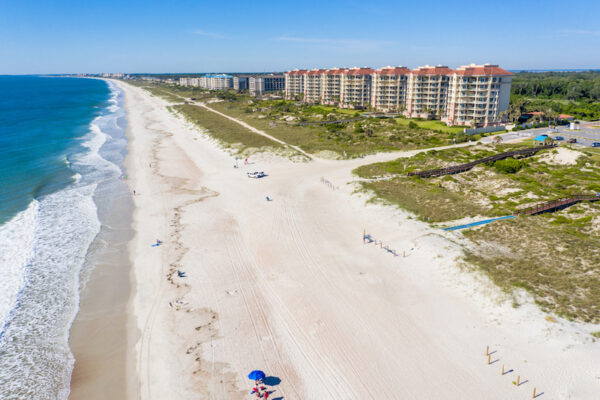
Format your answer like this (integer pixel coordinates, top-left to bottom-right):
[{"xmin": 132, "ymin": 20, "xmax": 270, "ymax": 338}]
[
  {"xmin": 354, "ymin": 122, "xmax": 364, "ymax": 133},
  {"xmin": 408, "ymin": 121, "xmax": 418, "ymax": 129},
  {"xmin": 493, "ymin": 158, "xmax": 524, "ymax": 174}
]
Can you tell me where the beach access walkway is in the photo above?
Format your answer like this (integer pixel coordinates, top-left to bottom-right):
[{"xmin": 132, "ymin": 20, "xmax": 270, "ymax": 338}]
[{"xmin": 115, "ymin": 80, "xmax": 600, "ymax": 400}]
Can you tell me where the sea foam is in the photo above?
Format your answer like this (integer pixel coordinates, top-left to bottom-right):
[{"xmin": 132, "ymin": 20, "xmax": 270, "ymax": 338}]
[{"xmin": 0, "ymin": 80, "xmax": 126, "ymax": 399}]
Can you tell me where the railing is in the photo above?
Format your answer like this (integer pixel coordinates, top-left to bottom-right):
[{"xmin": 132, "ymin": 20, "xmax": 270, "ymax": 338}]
[
  {"xmin": 407, "ymin": 144, "xmax": 556, "ymax": 178},
  {"xmin": 515, "ymin": 194, "xmax": 600, "ymax": 216}
]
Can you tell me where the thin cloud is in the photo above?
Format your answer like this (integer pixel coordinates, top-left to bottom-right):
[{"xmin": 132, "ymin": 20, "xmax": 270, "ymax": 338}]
[
  {"xmin": 192, "ymin": 29, "xmax": 228, "ymax": 39},
  {"xmin": 275, "ymin": 35, "xmax": 395, "ymax": 47},
  {"xmin": 560, "ymin": 29, "xmax": 600, "ymax": 36}
]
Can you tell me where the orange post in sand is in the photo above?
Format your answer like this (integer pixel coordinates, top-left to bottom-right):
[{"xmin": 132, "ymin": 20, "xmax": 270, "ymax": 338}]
[
  {"xmin": 486, "ymin": 345, "xmax": 489, "ymax": 356},
  {"xmin": 403, "ymin": 251, "xmax": 406, "ymax": 257},
  {"xmin": 487, "ymin": 354, "xmax": 491, "ymax": 365},
  {"xmin": 532, "ymin": 388, "xmax": 536, "ymax": 398},
  {"xmin": 515, "ymin": 375, "xmax": 520, "ymax": 386},
  {"xmin": 501, "ymin": 364, "xmax": 504, "ymax": 375}
]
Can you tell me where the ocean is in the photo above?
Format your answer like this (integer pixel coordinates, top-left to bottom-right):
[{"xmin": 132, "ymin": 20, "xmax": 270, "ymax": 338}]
[{"xmin": 0, "ymin": 76, "xmax": 129, "ymax": 399}]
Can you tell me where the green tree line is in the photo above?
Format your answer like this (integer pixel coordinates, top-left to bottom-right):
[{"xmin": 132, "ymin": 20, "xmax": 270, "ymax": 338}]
[
  {"xmin": 510, "ymin": 71, "xmax": 600, "ymax": 120},
  {"xmin": 511, "ymin": 71, "xmax": 600, "ymax": 100}
]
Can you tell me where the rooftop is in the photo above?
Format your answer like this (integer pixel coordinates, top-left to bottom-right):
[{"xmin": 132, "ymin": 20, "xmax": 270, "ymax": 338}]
[
  {"xmin": 411, "ymin": 65, "xmax": 453, "ymax": 75},
  {"xmin": 453, "ymin": 63, "xmax": 512, "ymax": 76}
]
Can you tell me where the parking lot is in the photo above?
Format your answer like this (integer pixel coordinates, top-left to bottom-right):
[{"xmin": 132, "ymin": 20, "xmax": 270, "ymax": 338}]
[{"xmin": 482, "ymin": 125, "xmax": 600, "ymax": 147}]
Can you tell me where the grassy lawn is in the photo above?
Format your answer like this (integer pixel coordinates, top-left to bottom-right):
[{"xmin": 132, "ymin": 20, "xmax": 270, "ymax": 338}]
[
  {"xmin": 308, "ymin": 105, "xmax": 359, "ymax": 115},
  {"xmin": 395, "ymin": 118, "xmax": 466, "ymax": 134},
  {"xmin": 354, "ymin": 143, "xmax": 600, "ymax": 323},
  {"xmin": 172, "ymin": 104, "xmax": 285, "ymax": 154}
]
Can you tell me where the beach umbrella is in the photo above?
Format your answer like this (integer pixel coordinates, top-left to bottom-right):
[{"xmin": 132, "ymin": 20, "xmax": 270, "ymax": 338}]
[{"xmin": 248, "ymin": 370, "xmax": 266, "ymax": 381}]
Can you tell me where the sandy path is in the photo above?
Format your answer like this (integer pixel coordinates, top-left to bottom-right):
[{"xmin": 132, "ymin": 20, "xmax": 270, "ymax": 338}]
[
  {"xmin": 118, "ymin": 80, "xmax": 600, "ymax": 400},
  {"xmin": 197, "ymin": 103, "xmax": 311, "ymax": 158}
]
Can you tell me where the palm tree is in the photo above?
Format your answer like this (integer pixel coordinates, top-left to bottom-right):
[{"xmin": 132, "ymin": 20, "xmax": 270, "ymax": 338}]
[
  {"xmin": 502, "ymin": 99, "xmax": 527, "ymax": 123},
  {"xmin": 543, "ymin": 109, "xmax": 559, "ymax": 127}
]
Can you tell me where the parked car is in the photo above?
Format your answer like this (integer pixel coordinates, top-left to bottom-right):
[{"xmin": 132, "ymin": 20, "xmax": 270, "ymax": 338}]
[
  {"xmin": 592, "ymin": 142, "xmax": 600, "ymax": 147},
  {"xmin": 567, "ymin": 138, "xmax": 577, "ymax": 143},
  {"xmin": 554, "ymin": 136, "xmax": 564, "ymax": 141},
  {"xmin": 247, "ymin": 171, "xmax": 266, "ymax": 178}
]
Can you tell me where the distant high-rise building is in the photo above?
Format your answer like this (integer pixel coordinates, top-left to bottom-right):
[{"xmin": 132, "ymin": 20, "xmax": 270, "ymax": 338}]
[
  {"xmin": 233, "ymin": 76, "xmax": 249, "ymax": 91},
  {"xmin": 248, "ymin": 74, "xmax": 285, "ymax": 96}
]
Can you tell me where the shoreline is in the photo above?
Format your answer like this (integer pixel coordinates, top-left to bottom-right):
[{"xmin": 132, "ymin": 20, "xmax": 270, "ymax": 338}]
[
  {"xmin": 68, "ymin": 80, "xmax": 138, "ymax": 400},
  {"xmin": 107, "ymin": 79, "xmax": 600, "ymax": 399}
]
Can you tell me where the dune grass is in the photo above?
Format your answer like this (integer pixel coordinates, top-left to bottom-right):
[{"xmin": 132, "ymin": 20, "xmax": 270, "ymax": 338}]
[
  {"xmin": 208, "ymin": 100, "xmax": 468, "ymax": 158},
  {"xmin": 355, "ymin": 144, "xmax": 600, "ymax": 323},
  {"xmin": 463, "ymin": 208, "xmax": 600, "ymax": 323},
  {"xmin": 172, "ymin": 104, "xmax": 284, "ymax": 153}
]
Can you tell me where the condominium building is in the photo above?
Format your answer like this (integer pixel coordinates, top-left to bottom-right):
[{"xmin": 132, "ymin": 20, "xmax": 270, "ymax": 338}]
[
  {"xmin": 444, "ymin": 64, "xmax": 513, "ymax": 127},
  {"xmin": 248, "ymin": 74, "xmax": 285, "ymax": 96},
  {"xmin": 179, "ymin": 77, "xmax": 200, "ymax": 87},
  {"xmin": 321, "ymin": 68, "xmax": 345, "ymax": 105},
  {"xmin": 284, "ymin": 70, "xmax": 306, "ymax": 99},
  {"xmin": 304, "ymin": 69, "xmax": 325, "ymax": 103},
  {"xmin": 339, "ymin": 68, "xmax": 374, "ymax": 108},
  {"xmin": 233, "ymin": 76, "xmax": 249, "ymax": 91},
  {"xmin": 371, "ymin": 66, "xmax": 410, "ymax": 112},
  {"xmin": 204, "ymin": 74, "xmax": 233, "ymax": 90},
  {"xmin": 405, "ymin": 65, "xmax": 452, "ymax": 118}
]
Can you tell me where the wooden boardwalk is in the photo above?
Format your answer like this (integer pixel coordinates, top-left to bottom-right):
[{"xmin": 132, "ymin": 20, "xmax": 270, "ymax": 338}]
[
  {"xmin": 515, "ymin": 194, "xmax": 600, "ymax": 216},
  {"xmin": 407, "ymin": 144, "xmax": 556, "ymax": 178}
]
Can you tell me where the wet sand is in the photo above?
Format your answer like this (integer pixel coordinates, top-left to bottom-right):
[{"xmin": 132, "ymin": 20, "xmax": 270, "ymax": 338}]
[{"xmin": 68, "ymin": 83, "xmax": 138, "ymax": 400}]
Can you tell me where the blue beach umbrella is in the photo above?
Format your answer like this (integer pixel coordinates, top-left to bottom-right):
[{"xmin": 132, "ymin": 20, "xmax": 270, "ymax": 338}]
[{"xmin": 248, "ymin": 370, "xmax": 266, "ymax": 381}]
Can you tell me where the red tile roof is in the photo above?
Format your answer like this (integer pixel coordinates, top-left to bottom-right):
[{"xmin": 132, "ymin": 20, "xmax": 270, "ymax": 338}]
[
  {"xmin": 285, "ymin": 69, "xmax": 308, "ymax": 75},
  {"xmin": 307, "ymin": 69, "xmax": 326, "ymax": 75},
  {"xmin": 525, "ymin": 112, "xmax": 574, "ymax": 119},
  {"xmin": 326, "ymin": 68, "xmax": 347, "ymax": 75},
  {"xmin": 376, "ymin": 66, "xmax": 411, "ymax": 75},
  {"xmin": 411, "ymin": 66, "xmax": 454, "ymax": 75},
  {"xmin": 342, "ymin": 67, "xmax": 374, "ymax": 75},
  {"xmin": 453, "ymin": 65, "xmax": 512, "ymax": 76}
]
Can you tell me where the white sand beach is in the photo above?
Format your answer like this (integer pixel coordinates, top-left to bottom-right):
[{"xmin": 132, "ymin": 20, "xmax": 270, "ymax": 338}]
[{"xmin": 116, "ymin": 80, "xmax": 600, "ymax": 400}]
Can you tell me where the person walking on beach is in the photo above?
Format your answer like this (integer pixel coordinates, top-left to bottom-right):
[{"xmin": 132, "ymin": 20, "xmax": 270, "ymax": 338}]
[{"xmin": 133, "ymin": 190, "xmax": 136, "ymax": 196}]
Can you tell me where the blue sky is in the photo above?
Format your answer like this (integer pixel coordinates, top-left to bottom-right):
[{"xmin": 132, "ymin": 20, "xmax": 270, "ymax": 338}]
[{"xmin": 1, "ymin": 0, "xmax": 600, "ymax": 74}]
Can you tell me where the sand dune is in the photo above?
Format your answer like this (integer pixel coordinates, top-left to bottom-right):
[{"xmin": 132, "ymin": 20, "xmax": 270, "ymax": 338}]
[{"xmin": 117, "ymin": 80, "xmax": 600, "ymax": 400}]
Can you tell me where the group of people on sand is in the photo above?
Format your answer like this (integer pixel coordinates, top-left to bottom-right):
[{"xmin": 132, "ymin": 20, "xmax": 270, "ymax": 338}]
[{"xmin": 250, "ymin": 380, "xmax": 270, "ymax": 398}]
